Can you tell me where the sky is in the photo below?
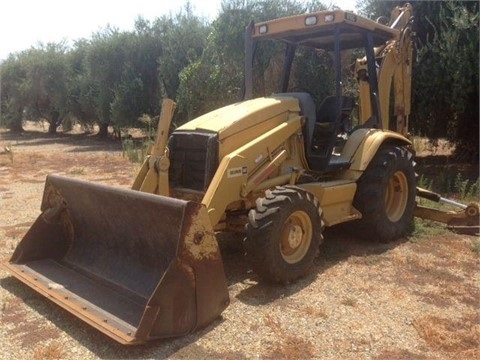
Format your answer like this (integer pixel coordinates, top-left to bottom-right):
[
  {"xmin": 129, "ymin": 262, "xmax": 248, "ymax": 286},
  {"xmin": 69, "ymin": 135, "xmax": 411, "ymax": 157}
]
[{"xmin": 0, "ymin": 0, "xmax": 357, "ymax": 61}]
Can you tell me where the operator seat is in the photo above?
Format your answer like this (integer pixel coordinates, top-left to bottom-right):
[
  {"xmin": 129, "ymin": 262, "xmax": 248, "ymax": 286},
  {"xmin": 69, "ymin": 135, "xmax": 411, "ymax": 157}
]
[
  {"xmin": 308, "ymin": 95, "xmax": 355, "ymax": 172},
  {"xmin": 315, "ymin": 95, "xmax": 355, "ymax": 134},
  {"xmin": 273, "ymin": 93, "xmax": 355, "ymax": 173}
]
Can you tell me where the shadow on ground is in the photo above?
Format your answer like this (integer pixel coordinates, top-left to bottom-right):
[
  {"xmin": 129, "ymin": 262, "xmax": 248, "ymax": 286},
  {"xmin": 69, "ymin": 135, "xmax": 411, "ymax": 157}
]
[
  {"xmin": 2, "ymin": 130, "xmax": 123, "ymax": 153},
  {"xmin": 217, "ymin": 226, "xmax": 409, "ymax": 307}
]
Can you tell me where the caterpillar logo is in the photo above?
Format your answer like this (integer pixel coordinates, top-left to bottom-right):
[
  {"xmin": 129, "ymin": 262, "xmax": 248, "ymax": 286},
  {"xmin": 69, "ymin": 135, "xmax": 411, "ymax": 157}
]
[{"xmin": 227, "ymin": 166, "xmax": 248, "ymax": 178}]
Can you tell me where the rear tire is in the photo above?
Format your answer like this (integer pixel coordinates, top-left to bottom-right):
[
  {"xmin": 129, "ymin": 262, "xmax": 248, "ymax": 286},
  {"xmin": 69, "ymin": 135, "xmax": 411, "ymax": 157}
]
[
  {"xmin": 353, "ymin": 144, "xmax": 416, "ymax": 242},
  {"xmin": 245, "ymin": 186, "xmax": 323, "ymax": 283}
]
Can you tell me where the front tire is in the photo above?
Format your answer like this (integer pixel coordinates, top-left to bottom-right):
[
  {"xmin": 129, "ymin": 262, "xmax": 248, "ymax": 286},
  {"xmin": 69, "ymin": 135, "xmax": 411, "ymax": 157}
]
[
  {"xmin": 353, "ymin": 144, "xmax": 416, "ymax": 242},
  {"xmin": 245, "ymin": 186, "xmax": 323, "ymax": 283}
]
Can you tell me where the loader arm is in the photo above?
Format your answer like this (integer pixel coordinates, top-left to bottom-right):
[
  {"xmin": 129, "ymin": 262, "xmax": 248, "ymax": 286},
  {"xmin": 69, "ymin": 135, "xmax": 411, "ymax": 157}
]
[{"xmin": 131, "ymin": 98, "xmax": 176, "ymax": 195}]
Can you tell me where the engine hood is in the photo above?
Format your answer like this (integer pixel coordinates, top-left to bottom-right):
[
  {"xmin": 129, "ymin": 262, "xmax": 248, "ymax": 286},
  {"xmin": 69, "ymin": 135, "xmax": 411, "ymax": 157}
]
[{"xmin": 176, "ymin": 96, "xmax": 300, "ymax": 142}]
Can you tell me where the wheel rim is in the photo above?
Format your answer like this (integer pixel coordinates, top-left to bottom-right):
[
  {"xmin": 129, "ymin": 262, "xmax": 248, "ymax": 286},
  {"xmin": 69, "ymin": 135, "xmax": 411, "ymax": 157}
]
[
  {"xmin": 280, "ymin": 210, "xmax": 312, "ymax": 264},
  {"xmin": 385, "ymin": 170, "xmax": 408, "ymax": 222}
]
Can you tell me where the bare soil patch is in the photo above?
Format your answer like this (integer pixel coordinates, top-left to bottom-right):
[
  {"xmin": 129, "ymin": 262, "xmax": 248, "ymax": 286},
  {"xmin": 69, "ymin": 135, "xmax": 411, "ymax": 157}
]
[{"xmin": 0, "ymin": 127, "xmax": 479, "ymax": 359}]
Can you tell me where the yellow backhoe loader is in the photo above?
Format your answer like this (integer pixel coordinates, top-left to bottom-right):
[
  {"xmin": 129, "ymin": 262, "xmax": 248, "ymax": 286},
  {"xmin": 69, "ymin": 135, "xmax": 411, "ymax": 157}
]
[{"xmin": 4, "ymin": 3, "xmax": 478, "ymax": 344}]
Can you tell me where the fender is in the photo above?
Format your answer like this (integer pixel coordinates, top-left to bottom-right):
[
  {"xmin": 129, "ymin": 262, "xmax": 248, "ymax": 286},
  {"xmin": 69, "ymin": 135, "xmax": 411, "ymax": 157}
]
[{"xmin": 343, "ymin": 128, "xmax": 412, "ymax": 172}]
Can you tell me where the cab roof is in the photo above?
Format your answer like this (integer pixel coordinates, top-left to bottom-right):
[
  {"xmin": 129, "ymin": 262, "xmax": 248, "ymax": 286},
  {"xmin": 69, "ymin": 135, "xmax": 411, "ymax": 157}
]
[{"xmin": 251, "ymin": 9, "xmax": 398, "ymax": 50}]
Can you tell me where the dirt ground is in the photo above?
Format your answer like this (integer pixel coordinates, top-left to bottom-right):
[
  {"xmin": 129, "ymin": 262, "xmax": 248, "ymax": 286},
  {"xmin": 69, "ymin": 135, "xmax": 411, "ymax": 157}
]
[{"xmin": 0, "ymin": 127, "xmax": 479, "ymax": 359}]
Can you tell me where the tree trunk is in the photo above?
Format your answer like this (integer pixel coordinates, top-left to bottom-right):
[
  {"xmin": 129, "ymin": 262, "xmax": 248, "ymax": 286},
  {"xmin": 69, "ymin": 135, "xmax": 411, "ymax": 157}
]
[
  {"xmin": 98, "ymin": 123, "xmax": 109, "ymax": 138},
  {"xmin": 9, "ymin": 122, "xmax": 24, "ymax": 133},
  {"xmin": 48, "ymin": 121, "xmax": 57, "ymax": 134},
  {"xmin": 48, "ymin": 112, "xmax": 60, "ymax": 134},
  {"xmin": 7, "ymin": 108, "xmax": 24, "ymax": 133}
]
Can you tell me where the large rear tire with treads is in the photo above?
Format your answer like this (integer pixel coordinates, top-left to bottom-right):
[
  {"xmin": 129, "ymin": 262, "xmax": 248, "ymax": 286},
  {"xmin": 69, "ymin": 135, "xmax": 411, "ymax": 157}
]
[{"xmin": 352, "ymin": 144, "xmax": 416, "ymax": 242}]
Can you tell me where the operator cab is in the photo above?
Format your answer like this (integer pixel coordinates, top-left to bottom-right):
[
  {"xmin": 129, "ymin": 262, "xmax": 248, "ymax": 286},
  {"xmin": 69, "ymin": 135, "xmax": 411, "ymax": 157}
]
[{"xmin": 244, "ymin": 9, "xmax": 397, "ymax": 172}]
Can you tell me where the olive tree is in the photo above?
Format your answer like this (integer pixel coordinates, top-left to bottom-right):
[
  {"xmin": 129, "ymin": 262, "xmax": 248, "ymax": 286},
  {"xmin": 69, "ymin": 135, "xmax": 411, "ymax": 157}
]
[
  {"xmin": 18, "ymin": 43, "xmax": 71, "ymax": 134},
  {"xmin": 0, "ymin": 54, "xmax": 28, "ymax": 132}
]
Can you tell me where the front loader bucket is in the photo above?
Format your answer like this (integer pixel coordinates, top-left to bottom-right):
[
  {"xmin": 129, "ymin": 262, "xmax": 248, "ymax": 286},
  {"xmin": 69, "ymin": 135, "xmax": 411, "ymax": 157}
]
[{"xmin": 3, "ymin": 174, "xmax": 229, "ymax": 344}]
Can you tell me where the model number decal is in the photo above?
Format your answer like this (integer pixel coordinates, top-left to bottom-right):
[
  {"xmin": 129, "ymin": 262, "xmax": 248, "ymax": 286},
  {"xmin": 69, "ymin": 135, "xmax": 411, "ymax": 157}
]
[{"xmin": 228, "ymin": 166, "xmax": 247, "ymax": 178}]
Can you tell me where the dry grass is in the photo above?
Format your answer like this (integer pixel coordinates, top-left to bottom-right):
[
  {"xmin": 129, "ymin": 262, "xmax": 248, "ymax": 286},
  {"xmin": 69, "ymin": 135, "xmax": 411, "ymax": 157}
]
[
  {"xmin": 340, "ymin": 297, "xmax": 358, "ymax": 307},
  {"xmin": 376, "ymin": 349, "xmax": 428, "ymax": 360},
  {"xmin": 33, "ymin": 342, "xmax": 66, "ymax": 360},
  {"xmin": 412, "ymin": 137, "xmax": 454, "ymax": 157},
  {"xmin": 263, "ymin": 314, "xmax": 316, "ymax": 359},
  {"xmin": 389, "ymin": 236, "xmax": 480, "ymax": 357},
  {"xmin": 0, "ymin": 139, "xmax": 135, "ymax": 187},
  {"xmin": 413, "ymin": 313, "xmax": 480, "ymax": 357},
  {"xmin": 302, "ymin": 304, "xmax": 329, "ymax": 319}
]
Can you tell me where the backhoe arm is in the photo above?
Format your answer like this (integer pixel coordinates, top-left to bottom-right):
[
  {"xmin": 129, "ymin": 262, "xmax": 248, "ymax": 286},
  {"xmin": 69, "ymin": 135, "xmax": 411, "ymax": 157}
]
[
  {"xmin": 356, "ymin": 3, "xmax": 413, "ymax": 136},
  {"xmin": 415, "ymin": 187, "xmax": 479, "ymax": 234}
]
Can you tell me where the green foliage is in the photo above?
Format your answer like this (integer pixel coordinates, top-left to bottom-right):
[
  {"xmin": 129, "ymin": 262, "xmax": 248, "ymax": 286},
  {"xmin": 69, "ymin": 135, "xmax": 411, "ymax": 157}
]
[
  {"xmin": 1, "ymin": 43, "xmax": 71, "ymax": 133},
  {"xmin": 361, "ymin": 1, "xmax": 479, "ymax": 163},
  {"xmin": 73, "ymin": 25, "xmax": 161, "ymax": 136},
  {"xmin": 111, "ymin": 64, "xmax": 145, "ymax": 127},
  {"xmin": 290, "ymin": 47, "xmax": 335, "ymax": 102},
  {"xmin": 418, "ymin": 172, "xmax": 479, "ymax": 202},
  {"xmin": 410, "ymin": 218, "xmax": 448, "ymax": 241},
  {"xmin": 84, "ymin": 28, "xmax": 127, "ymax": 136},
  {"xmin": 417, "ymin": 175, "xmax": 433, "ymax": 192},
  {"xmin": 413, "ymin": 2, "xmax": 479, "ymax": 161},
  {"xmin": 176, "ymin": 2, "xmax": 251, "ymax": 122},
  {"xmin": 0, "ymin": 54, "xmax": 27, "ymax": 131},
  {"xmin": 122, "ymin": 137, "xmax": 150, "ymax": 163},
  {"xmin": 176, "ymin": 0, "xmax": 328, "ymax": 123},
  {"xmin": 121, "ymin": 114, "xmax": 156, "ymax": 163},
  {"xmin": 156, "ymin": 5, "xmax": 210, "ymax": 100},
  {"xmin": 68, "ymin": 39, "xmax": 98, "ymax": 130},
  {"xmin": 25, "ymin": 43, "xmax": 72, "ymax": 133},
  {"xmin": 436, "ymin": 172, "xmax": 478, "ymax": 200}
]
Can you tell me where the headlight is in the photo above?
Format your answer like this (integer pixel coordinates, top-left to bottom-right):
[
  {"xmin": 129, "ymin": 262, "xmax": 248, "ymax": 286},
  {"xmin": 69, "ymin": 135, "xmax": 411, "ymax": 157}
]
[
  {"xmin": 305, "ymin": 16, "xmax": 317, "ymax": 26},
  {"xmin": 258, "ymin": 25, "xmax": 268, "ymax": 34},
  {"xmin": 324, "ymin": 14, "xmax": 335, "ymax": 23}
]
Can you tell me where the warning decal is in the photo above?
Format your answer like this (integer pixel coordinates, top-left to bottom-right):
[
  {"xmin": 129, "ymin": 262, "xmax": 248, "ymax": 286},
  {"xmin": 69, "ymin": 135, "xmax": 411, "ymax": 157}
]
[{"xmin": 227, "ymin": 166, "xmax": 247, "ymax": 178}]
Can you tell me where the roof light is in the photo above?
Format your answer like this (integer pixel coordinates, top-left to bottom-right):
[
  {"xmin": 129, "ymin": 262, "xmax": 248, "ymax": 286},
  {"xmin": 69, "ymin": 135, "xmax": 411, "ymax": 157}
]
[
  {"xmin": 305, "ymin": 15, "xmax": 317, "ymax": 26},
  {"xmin": 324, "ymin": 14, "xmax": 335, "ymax": 23},
  {"xmin": 258, "ymin": 25, "xmax": 268, "ymax": 34}
]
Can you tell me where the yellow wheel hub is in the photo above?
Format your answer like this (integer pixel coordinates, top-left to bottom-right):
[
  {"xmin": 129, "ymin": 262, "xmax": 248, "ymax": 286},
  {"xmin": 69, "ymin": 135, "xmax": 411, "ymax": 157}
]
[
  {"xmin": 280, "ymin": 210, "xmax": 312, "ymax": 264},
  {"xmin": 385, "ymin": 170, "xmax": 408, "ymax": 222}
]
